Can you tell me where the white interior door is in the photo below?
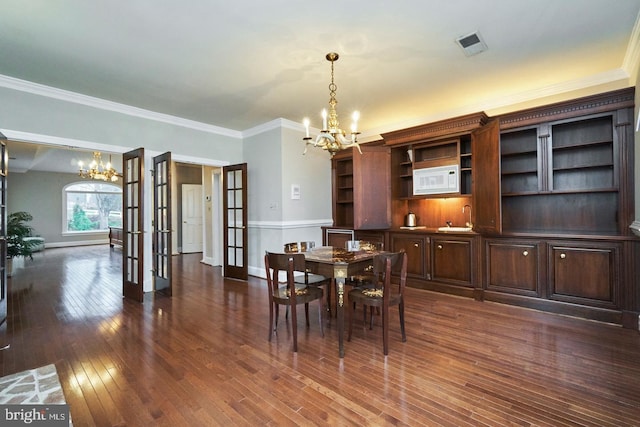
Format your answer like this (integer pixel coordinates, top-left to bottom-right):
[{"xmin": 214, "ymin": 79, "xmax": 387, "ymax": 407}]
[{"xmin": 182, "ymin": 184, "xmax": 203, "ymax": 253}]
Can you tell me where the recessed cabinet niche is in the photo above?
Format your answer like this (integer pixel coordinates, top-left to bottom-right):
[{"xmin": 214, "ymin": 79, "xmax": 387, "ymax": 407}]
[{"xmin": 384, "ymin": 112, "xmax": 487, "ymax": 200}]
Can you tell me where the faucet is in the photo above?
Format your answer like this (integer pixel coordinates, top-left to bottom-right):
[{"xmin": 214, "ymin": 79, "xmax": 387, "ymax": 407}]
[{"xmin": 463, "ymin": 204, "xmax": 472, "ymax": 228}]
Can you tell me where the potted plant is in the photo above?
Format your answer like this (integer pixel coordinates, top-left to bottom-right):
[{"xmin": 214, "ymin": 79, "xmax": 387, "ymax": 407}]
[{"xmin": 7, "ymin": 211, "xmax": 36, "ymax": 275}]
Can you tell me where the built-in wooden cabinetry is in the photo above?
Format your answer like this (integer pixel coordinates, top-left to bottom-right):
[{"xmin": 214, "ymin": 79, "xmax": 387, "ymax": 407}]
[
  {"xmin": 498, "ymin": 114, "xmax": 623, "ymax": 234},
  {"xmin": 484, "ymin": 236, "xmax": 625, "ymax": 323},
  {"xmin": 326, "ymin": 88, "xmax": 638, "ymax": 327},
  {"xmin": 331, "ymin": 144, "xmax": 391, "ymax": 229},
  {"xmin": 431, "ymin": 235, "xmax": 474, "ymax": 288},
  {"xmin": 475, "ymin": 88, "xmax": 638, "ymax": 326},
  {"xmin": 485, "ymin": 239, "xmax": 540, "ymax": 297},
  {"xmin": 389, "ymin": 232, "xmax": 430, "ymax": 280},
  {"xmin": 386, "ymin": 113, "xmax": 486, "ymax": 201}
]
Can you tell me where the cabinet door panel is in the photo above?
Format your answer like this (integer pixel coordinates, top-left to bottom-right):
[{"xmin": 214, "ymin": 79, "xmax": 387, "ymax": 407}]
[
  {"xmin": 390, "ymin": 234, "xmax": 428, "ymax": 279},
  {"xmin": 352, "ymin": 146, "xmax": 391, "ymax": 229},
  {"xmin": 549, "ymin": 243, "xmax": 619, "ymax": 308},
  {"xmin": 472, "ymin": 119, "xmax": 501, "ymax": 234},
  {"xmin": 486, "ymin": 241, "xmax": 539, "ymax": 296},
  {"xmin": 432, "ymin": 238, "xmax": 472, "ymax": 285}
]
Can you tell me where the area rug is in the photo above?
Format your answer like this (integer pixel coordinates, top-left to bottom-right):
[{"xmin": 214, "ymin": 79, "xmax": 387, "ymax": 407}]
[{"xmin": 0, "ymin": 364, "xmax": 66, "ymax": 405}]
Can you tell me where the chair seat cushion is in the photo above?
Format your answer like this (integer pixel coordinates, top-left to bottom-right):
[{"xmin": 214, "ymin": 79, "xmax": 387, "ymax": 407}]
[
  {"xmin": 361, "ymin": 288, "xmax": 383, "ymax": 298},
  {"xmin": 274, "ymin": 284, "xmax": 324, "ymax": 303},
  {"xmin": 348, "ymin": 288, "xmax": 402, "ymax": 306}
]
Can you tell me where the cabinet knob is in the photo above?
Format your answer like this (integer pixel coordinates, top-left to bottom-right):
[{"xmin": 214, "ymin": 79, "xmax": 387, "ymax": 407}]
[
  {"xmin": 560, "ymin": 253, "xmax": 566, "ymax": 259},
  {"xmin": 414, "ymin": 242, "xmax": 419, "ymax": 248},
  {"xmin": 437, "ymin": 244, "xmax": 443, "ymax": 250},
  {"xmin": 522, "ymin": 250, "xmax": 528, "ymax": 256}
]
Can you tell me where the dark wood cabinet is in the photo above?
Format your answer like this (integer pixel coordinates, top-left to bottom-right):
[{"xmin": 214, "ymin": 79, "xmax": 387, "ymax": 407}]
[
  {"xmin": 548, "ymin": 241, "xmax": 620, "ymax": 310},
  {"xmin": 472, "ymin": 119, "xmax": 501, "ymax": 235},
  {"xmin": 485, "ymin": 239, "xmax": 540, "ymax": 297},
  {"xmin": 472, "ymin": 88, "xmax": 637, "ymax": 324},
  {"xmin": 331, "ymin": 145, "xmax": 391, "ymax": 229},
  {"xmin": 384, "ymin": 112, "xmax": 487, "ymax": 200},
  {"xmin": 431, "ymin": 236, "xmax": 473, "ymax": 287},
  {"xmin": 389, "ymin": 232, "xmax": 430, "ymax": 280},
  {"xmin": 335, "ymin": 88, "xmax": 638, "ymax": 327},
  {"xmin": 481, "ymin": 88, "xmax": 636, "ymax": 237}
]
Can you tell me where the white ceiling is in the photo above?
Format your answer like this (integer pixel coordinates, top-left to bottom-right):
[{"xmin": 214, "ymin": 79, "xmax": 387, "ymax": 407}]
[{"xmin": 2, "ymin": 0, "xmax": 640, "ymax": 173}]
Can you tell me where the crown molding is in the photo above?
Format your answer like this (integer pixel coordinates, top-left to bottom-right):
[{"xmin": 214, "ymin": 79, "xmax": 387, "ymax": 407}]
[
  {"xmin": 0, "ymin": 128, "xmax": 133, "ymax": 153},
  {"xmin": 0, "ymin": 74, "xmax": 243, "ymax": 139},
  {"xmin": 241, "ymin": 118, "xmax": 289, "ymax": 138}
]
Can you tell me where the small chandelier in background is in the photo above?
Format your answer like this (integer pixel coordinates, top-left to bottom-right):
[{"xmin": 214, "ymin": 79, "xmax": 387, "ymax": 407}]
[
  {"xmin": 303, "ymin": 52, "xmax": 362, "ymax": 157},
  {"xmin": 78, "ymin": 152, "xmax": 120, "ymax": 182}
]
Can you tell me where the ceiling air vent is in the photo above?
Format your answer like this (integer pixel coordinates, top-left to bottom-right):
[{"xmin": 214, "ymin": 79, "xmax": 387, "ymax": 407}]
[{"xmin": 455, "ymin": 31, "xmax": 487, "ymax": 57}]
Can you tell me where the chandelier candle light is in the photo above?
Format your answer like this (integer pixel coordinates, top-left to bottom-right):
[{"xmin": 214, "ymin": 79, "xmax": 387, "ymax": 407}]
[
  {"xmin": 78, "ymin": 151, "xmax": 120, "ymax": 182},
  {"xmin": 303, "ymin": 52, "xmax": 362, "ymax": 156}
]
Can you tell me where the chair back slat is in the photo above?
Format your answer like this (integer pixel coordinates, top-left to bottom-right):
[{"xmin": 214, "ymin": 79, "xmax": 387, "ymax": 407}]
[{"xmin": 370, "ymin": 250, "xmax": 408, "ymax": 300}]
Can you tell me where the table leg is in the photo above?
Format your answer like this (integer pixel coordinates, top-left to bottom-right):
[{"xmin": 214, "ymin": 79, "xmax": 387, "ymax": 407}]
[{"xmin": 336, "ymin": 277, "xmax": 345, "ymax": 358}]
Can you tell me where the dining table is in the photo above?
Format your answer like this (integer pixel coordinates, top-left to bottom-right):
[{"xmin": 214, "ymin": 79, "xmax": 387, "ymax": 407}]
[{"xmin": 301, "ymin": 246, "xmax": 379, "ymax": 358}]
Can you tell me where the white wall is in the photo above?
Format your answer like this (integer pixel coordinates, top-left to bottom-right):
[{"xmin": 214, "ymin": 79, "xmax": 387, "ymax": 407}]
[
  {"xmin": 0, "ymin": 83, "xmax": 244, "ymax": 291},
  {"xmin": 244, "ymin": 122, "xmax": 332, "ymax": 277},
  {"xmin": 0, "ymin": 82, "xmax": 335, "ymax": 284},
  {"xmin": 8, "ymin": 170, "xmax": 118, "ymax": 246}
]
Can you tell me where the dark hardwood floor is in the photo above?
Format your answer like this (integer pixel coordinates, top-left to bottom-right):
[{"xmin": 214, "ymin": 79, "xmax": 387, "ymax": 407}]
[{"xmin": 2, "ymin": 245, "xmax": 640, "ymax": 426}]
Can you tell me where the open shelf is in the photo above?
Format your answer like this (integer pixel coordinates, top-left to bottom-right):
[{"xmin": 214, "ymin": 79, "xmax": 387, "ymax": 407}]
[{"xmin": 499, "ymin": 111, "xmax": 623, "ymax": 235}]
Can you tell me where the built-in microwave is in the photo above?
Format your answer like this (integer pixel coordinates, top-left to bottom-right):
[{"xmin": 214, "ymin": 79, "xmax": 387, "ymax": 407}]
[{"xmin": 413, "ymin": 164, "xmax": 459, "ymax": 195}]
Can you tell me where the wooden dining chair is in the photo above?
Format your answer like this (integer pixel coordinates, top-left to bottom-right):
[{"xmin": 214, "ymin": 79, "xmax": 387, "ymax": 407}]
[
  {"xmin": 284, "ymin": 241, "xmax": 333, "ymax": 315},
  {"xmin": 347, "ymin": 250, "xmax": 408, "ymax": 355},
  {"xmin": 345, "ymin": 240, "xmax": 383, "ymax": 287},
  {"xmin": 264, "ymin": 251, "xmax": 325, "ymax": 352}
]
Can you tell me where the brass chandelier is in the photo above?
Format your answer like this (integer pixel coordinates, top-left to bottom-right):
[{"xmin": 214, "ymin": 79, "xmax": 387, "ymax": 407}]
[
  {"xmin": 78, "ymin": 152, "xmax": 120, "ymax": 182},
  {"xmin": 303, "ymin": 52, "xmax": 361, "ymax": 157}
]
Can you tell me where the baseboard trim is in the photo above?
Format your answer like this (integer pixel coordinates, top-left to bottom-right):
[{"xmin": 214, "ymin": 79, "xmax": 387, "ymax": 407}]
[{"xmin": 45, "ymin": 239, "xmax": 109, "ymax": 248}]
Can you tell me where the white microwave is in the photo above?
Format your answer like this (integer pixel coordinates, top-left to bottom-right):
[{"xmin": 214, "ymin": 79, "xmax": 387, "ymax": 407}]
[{"xmin": 413, "ymin": 164, "xmax": 459, "ymax": 195}]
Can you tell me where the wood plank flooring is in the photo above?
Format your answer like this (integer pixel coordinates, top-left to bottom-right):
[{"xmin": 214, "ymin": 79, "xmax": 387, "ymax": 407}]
[{"xmin": 1, "ymin": 245, "xmax": 640, "ymax": 426}]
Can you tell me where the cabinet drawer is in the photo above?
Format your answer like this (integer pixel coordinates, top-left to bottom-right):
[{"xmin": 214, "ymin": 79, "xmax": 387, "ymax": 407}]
[{"xmin": 486, "ymin": 241, "xmax": 539, "ymax": 296}]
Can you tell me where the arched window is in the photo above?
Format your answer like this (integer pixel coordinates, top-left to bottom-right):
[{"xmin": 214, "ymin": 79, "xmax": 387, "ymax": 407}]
[{"xmin": 63, "ymin": 182, "xmax": 122, "ymax": 233}]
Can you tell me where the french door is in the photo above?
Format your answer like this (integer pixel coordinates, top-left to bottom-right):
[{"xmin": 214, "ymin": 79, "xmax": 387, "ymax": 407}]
[
  {"xmin": 153, "ymin": 152, "xmax": 172, "ymax": 296},
  {"xmin": 0, "ymin": 137, "xmax": 7, "ymax": 339},
  {"xmin": 223, "ymin": 163, "xmax": 247, "ymax": 280},
  {"xmin": 122, "ymin": 148, "xmax": 145, "ymax": 302}
]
